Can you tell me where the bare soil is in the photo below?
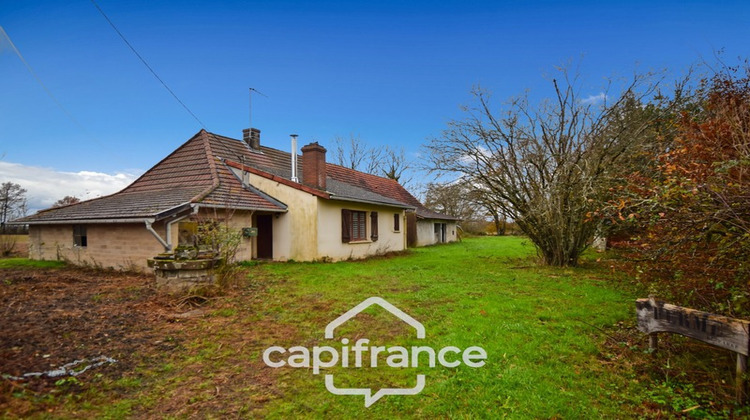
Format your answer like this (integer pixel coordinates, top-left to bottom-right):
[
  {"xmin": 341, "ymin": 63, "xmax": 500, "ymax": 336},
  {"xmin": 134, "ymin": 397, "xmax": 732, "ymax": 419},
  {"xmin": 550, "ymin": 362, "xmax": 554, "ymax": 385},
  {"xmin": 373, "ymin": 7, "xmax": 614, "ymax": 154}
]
[
  {"xmin": 0, "ymin": 266, "xmax": 286, "ymax": 418},
  {"xmin": 1, "ymin": 268, "xmax": 168, "ymax": 388}
]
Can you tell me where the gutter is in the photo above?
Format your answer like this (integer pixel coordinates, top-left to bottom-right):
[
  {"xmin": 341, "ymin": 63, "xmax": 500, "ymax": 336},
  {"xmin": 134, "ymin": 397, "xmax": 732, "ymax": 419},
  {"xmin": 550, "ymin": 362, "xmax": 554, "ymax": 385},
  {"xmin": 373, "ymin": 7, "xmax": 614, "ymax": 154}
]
[
  {"xmin": 328, "ymin": 195, "xmax": 416, "ymax": 210},
  {"xmin": 13, "ymin": 218, "xmax": 152, "ymax": 225},
  {"xmin": 146, "ymin": 204, "xmax": 200, "ymax": 252}
]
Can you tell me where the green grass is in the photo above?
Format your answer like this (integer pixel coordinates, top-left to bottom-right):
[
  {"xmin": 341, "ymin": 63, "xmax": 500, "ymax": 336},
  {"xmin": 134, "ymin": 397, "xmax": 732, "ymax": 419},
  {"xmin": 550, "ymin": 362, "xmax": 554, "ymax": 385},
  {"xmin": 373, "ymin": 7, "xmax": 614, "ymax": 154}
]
[
  {"xmin": 11, "ymin": 237, "xmax": 742, "ymax": 418},
  {"xmin": 249, "ymin": 237, "xmax": 643, "ymax": 418},
  {"xmin": 0, "ymin": 258, "xmax": 65, "ymax": 269}
]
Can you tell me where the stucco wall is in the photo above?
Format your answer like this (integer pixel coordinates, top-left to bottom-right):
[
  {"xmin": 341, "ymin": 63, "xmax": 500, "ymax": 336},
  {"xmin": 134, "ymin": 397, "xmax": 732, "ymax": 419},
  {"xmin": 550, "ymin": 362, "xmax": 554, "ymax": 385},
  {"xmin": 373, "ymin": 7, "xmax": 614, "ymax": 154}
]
[
  {"xmin": 317, "ymin": 200, "xmax": 406, "ymax": 261},
  {"xmin": 187, "ymin": 208, "xmax": 255, "ymax": 262},
  {"xmin": 415, "ymin": 220, "xmax": 459, "ymax": 247},
  {"xmin": 28, "ymin": 223, "xmax": 166, "ymax": 271},
  {"xmin": 242, "ymin": 171, "xmax": 318, "ymax": 261}
]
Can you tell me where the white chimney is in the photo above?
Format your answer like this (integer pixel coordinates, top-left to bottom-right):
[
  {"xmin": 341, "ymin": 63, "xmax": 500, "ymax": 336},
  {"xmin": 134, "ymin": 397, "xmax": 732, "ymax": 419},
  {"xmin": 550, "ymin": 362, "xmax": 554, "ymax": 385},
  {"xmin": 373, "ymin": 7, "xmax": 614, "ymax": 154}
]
[{"xmin": 290, "ymin": 134, "xmax": 299, "ymax": 182}]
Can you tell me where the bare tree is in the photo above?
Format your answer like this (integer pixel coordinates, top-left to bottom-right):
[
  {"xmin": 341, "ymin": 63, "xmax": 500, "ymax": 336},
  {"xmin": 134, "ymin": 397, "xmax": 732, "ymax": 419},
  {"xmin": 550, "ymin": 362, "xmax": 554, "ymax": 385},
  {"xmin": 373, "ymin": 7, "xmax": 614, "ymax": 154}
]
[
  {"xmin": 424, "ymin": 69, "xmax": 668, "ymax": 266},
  {"xmin": 332, "ymin": 134, "xmax": 414, "ymax": 188},
  {"xmin": 0, "ymin": 182, "xmax": 27, "ymax": 233},
  {"xmin": 332, "ymin": 134, "xmax": 382, "ymax": 174},
  {"xmin": 53, "ymin": 195, "xmax": 81, "ymax": 208},
  {"xmin": 466, "ymin": 181, "xmax": 508, "ymax": 235},
  {"xmin": 380, "ymin": 146, "xmax": 413, "ymax": 186},
  {"xmin": 423, "ymin": 180, "xmax": 478, "ymax": 220}
]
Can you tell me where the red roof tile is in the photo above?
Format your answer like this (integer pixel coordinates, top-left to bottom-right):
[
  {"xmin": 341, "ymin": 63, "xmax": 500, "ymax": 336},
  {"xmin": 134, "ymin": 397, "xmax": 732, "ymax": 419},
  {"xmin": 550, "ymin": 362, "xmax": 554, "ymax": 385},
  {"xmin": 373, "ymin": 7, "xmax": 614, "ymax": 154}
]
[
  {"xmin": 16, "ymin": 130, "xmax": 286, "ymax": 224},
  {"xmin": 15, "ymin": 129, "xmax": 454, "ymax": 224}
]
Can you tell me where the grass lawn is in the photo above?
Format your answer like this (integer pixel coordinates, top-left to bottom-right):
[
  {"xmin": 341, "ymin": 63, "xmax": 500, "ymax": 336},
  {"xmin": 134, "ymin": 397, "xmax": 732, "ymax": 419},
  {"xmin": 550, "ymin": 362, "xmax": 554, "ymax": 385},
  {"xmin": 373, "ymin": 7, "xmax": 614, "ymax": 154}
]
[
  {"xmin": 250, "ymin": 236, "xmax": 640, "ymax": 418},
  {"xmin": 0, "ymin": 258, "xmax": 65, "ymax": 269},
  {"xmin": 3, "ymin": 236, "xmax": 745, "ymax": 418}
]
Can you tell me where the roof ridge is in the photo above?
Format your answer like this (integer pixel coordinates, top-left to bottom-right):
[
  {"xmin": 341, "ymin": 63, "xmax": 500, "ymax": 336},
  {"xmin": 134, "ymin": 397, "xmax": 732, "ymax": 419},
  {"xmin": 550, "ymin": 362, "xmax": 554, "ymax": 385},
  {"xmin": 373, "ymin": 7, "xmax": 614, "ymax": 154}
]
[
  {"xmin": 217, "ymin": 159, "xmax": 288, "ymax": 210},
  {"xmin": 120, "ymin": 129, "xmax": 207, "ymax": 193},
  {"xmin": 189, "ymin": 132, "xmax": 222, "ymax": 203}
]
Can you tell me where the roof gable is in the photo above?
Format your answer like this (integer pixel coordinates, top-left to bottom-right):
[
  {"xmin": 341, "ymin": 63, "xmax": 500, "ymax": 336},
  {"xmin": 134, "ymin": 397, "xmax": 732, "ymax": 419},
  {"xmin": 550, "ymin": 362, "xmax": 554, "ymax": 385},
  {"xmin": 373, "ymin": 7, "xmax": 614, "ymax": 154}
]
[
  {"xmin": 15, "ymin": 129, "xmax": 455, "ymax": 224},
  {"xmin": 15, "ymin": 130, "xmax": 286, "ymax": 224}
]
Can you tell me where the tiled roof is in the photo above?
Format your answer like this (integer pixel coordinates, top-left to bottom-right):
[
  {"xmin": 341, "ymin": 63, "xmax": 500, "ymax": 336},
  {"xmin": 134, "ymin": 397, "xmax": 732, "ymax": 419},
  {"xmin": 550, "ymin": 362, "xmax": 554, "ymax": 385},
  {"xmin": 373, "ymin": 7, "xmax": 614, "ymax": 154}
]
[
  {"xmin": 218, "ymin": 135, "xmax": 455, "ymax": 218},
  {"xmin": 15, "ymin": 129, "xmax": 456, "ymax": 224},
  {"xmin": 325, "ymin": 163, "xmax": 458, "ymax": 220},
  {"xmin": 15, "ymin": 130, "xmax": 286, "ymax": 224}
]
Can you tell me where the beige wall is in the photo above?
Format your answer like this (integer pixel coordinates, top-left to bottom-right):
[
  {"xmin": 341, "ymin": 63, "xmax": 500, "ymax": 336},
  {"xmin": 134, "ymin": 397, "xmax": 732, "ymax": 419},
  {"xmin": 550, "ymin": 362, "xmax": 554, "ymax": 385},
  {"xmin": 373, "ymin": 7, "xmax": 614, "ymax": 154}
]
[
  {"xmin": 241, "ymin": 171, "xmax": 318, "ymax": 261},
  {"xmin": 237, "ymin": 167, "xmax": 409, "ymax": 261},
  {"xmin": 415, "ymin": 220, "xmax": 459, "ymax": 247},
  {"xmin": 28, "ymin": 223, "xmax": 166, "ymax": 272},
  {"xmin": 317, "ymin": 200, "xmax": 406, "ymax": 261},
  {"xmin": 186, "ymin": 208, "xmax": 256, "ymax": 262}
]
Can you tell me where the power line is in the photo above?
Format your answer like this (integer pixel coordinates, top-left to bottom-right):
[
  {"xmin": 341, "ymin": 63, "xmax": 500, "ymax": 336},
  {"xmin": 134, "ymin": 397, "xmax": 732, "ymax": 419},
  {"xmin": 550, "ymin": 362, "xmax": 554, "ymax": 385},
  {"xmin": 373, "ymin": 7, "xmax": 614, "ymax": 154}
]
[
  {"xmin": 0, "ymin": 25, "xmax": 108, "ymax": 150},
  {"xmin": 249, "ymin": 87, "xmax": 268, "ymax": 129},
  {"xmin": 90, "ymin": 0, "xmax": 206, "ymax": 129}
]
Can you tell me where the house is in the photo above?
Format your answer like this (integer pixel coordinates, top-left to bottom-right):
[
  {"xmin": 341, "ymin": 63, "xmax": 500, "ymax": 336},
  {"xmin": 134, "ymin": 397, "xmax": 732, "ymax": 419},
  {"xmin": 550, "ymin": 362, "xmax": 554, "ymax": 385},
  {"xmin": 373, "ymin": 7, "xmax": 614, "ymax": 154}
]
[{"xmin": 13, "ymin": 129, "xmax": 458, "ymax": 271}]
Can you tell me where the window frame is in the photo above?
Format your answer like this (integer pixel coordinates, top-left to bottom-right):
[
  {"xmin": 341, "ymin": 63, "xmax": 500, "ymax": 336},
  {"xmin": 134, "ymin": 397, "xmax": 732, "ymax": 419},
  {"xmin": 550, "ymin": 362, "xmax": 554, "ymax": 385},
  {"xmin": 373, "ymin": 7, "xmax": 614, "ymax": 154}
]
[
  {"xmin": 393, "ymin": 213, "xmax": 401, "ymax": 232},
  {"xmin": 73, "ymin": 225, "xmax": 87, "ymax": 247},
  {"xmin": 350, "ymin": 210, "xmax": 367, "ymax": 241},
  {"xmin": 341, "ymin": 209, "xmax": 378, "ymax": 243}
]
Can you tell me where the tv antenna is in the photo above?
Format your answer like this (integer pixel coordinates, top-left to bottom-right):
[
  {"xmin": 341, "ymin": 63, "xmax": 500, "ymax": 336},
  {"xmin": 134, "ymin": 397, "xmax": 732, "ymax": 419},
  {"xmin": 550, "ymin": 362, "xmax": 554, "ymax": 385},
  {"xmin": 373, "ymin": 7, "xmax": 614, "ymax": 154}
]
[{"xmin": 249, "ymin": 87, "xmax": 268, "ymax": 128}]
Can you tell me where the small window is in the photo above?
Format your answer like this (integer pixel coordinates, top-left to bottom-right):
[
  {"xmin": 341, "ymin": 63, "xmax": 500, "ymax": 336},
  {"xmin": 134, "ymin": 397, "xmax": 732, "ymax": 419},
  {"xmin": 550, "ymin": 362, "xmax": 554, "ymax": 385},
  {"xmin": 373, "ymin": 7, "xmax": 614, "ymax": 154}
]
[
  {"xmin": 73, "ymin": 225, "xmax": 87, "ymax": 247},
  {"xmin": 341, "ymin": 209, "xmax": 368, "ymax": 243},
  {"xmin": 393, "ymin": 213, "xmax": 400, "ymax": 232}
]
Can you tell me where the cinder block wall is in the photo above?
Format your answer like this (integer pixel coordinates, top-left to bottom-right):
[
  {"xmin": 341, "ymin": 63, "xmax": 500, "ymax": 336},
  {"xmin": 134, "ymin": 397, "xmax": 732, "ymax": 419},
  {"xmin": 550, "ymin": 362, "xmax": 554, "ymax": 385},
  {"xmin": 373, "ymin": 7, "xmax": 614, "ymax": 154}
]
[{"xmin": 28, "ymin": 223, "xmax": 166, "ymax": 272}]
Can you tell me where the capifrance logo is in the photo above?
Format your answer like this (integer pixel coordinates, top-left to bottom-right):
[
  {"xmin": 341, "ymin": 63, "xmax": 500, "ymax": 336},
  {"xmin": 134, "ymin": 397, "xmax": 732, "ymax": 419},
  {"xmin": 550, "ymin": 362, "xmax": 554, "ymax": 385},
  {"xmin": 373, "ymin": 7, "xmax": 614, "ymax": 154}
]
[{"xmin": 262, "ymin": 297, "xmax": 487, "ymax": 407}]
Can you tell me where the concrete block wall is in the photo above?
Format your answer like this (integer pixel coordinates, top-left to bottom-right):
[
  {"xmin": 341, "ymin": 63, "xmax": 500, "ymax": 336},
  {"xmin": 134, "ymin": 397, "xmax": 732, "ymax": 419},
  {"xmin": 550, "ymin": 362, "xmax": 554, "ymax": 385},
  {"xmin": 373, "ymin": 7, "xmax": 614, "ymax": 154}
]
[{"xmin": 28, "ymin": 223, "xmax": 166, "ymax": 272}]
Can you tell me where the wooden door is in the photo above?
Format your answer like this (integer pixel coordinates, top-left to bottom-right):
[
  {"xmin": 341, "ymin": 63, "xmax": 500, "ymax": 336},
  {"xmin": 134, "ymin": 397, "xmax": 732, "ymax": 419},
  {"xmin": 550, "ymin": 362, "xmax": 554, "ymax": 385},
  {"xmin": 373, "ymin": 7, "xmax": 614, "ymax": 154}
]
[{"xmin": 256, "ymin": 215, "xmax": 273, "ymax": 259}]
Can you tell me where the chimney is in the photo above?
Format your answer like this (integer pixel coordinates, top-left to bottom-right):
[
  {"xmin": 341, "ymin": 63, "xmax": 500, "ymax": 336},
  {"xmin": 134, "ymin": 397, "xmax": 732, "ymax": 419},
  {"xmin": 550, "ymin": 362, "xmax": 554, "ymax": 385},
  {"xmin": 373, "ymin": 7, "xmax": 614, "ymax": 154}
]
[
  {"xmin": 290, "ymin": 134, "xmax": 299, "ymax": 183},
  {"xmin": 301, "ymin": 142, "xmax": 327, "ymax": 190},
  {"xmin": 243, "ymin": 128, "xmax": 261, "ymax": 150}
]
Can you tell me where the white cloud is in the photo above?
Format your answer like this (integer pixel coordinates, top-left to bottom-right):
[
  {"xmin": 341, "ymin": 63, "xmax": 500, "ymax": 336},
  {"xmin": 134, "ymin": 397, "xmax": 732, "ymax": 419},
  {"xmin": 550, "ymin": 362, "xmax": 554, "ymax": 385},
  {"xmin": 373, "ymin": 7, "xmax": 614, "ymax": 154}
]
[
  {"xmin": 581, "ymin": 92, "xmax": 607, "ymax": 105},
  {"xmin": 0, "ymin": 161, "xmax": 141, "ymax": 212}
]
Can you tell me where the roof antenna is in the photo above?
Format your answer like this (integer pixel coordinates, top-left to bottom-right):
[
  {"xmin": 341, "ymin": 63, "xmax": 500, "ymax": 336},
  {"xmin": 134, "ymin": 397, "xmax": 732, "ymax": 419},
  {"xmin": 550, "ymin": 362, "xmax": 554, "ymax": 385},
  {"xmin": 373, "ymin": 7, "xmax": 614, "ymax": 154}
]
[{"xmin": 249, "ymin": 87, "xmax": 268, "ymax": 128}]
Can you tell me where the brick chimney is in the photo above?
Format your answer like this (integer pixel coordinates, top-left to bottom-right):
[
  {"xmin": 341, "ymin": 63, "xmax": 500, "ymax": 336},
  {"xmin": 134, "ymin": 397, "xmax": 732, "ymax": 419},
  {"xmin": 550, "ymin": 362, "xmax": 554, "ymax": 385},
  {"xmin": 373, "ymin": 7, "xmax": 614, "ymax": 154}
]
[
  {"xmin": 242, "ymin": 128, "xmax": 261, "ymax": 150},
  {"xmin": 301, "ymin": 142, "xmax": 327, "ymax": 190}
]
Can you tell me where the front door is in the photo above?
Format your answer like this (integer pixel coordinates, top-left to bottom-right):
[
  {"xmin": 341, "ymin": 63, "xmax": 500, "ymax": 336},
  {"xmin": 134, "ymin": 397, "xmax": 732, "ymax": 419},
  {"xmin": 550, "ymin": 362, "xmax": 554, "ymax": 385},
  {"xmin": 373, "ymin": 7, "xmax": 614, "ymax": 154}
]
[{"xmin": 256, "ymin": 215, "xmax": 273, "ymax": 259}]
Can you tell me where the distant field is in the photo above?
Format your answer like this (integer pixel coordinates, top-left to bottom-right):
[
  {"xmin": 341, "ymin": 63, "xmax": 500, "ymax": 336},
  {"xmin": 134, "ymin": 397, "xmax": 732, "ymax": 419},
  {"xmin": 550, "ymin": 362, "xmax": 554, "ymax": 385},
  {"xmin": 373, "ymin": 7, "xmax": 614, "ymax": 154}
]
[
  {"xmin": 1, "ymin": 237, "xmax": 746, "ymax": 418},
  {"xmin": 0, "ymin": 235, "xmax": 29, "ymax": 257}
]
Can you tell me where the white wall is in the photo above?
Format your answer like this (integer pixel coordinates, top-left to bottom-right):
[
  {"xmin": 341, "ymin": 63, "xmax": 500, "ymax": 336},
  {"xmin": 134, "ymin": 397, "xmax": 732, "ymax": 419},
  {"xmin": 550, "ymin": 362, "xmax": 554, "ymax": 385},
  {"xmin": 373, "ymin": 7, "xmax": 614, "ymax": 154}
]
[
  {"xmin": 415, "ymin": 219, "xmax": 458, "ymax": 247},
  {"xmin": 242, "ymin": 171, "xmax": 319, "ymax": 261},
  {"xmin": 317, "ymin": 200, "xmax": 406, "ymax": 261}
]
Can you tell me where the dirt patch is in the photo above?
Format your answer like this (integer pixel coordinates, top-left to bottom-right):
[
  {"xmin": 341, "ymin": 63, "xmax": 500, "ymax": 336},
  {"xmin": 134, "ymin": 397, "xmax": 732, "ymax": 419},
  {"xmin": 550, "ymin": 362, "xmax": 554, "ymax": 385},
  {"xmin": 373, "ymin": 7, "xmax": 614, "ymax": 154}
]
[
  {"xmin": 1, "ymin": 268, "xmax": 167, "ymax": 380},
  {"xmin": 0, "ymin": 265, "xmax": 290, "ymax": 418}
]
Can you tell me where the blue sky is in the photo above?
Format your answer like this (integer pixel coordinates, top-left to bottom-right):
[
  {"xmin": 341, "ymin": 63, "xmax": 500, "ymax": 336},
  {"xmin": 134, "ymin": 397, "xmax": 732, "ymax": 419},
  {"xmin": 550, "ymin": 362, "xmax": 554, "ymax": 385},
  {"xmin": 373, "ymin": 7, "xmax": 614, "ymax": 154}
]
[{"xmin": 1, "ymin": 0, "xmax": 748, "ymax": 209}]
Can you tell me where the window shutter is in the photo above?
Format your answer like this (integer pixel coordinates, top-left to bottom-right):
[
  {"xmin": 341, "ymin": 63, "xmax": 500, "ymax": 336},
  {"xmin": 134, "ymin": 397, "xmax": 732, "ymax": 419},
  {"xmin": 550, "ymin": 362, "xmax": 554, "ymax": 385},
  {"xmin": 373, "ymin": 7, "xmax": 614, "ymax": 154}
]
[
  {"xmin": 393, "ymin": 213, "xmax": 400, "ymax": 232},
  {"xmin": 370, "ymin": 212, "xmax": 378, "ymax": 242},
  {"xmin": 341, "ymin": 209, "xmax": 351, "ymax": 243}
]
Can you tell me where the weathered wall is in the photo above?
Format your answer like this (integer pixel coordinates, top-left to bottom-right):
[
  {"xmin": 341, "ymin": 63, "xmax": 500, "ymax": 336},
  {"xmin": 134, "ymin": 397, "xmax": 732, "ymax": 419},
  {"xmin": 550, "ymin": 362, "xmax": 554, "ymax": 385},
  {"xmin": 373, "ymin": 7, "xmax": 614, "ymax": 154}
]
[
  {"xmin": 28, "ymin": 223, "xmax": 165, "ymax": 271},
  {"xmin": 242, "ymin": 171, "xmax": 318, "ymax": 261},
  {"xmin": 187, "ymin": 208, "xmax": 255, "ymax": 262},
  {"xmin": 317, "ymin": 200, "xmax": 406, "ymax": 261},
  {"xmin": 415, "ymin": 220, "xmax": 458, "ymax": 247}
]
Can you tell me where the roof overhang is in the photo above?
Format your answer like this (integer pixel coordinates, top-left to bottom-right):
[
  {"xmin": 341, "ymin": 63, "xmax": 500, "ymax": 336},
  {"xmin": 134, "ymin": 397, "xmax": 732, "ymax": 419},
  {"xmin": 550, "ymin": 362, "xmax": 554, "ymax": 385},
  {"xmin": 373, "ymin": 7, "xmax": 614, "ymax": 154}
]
[
  {"xmin": 195, "ymin": 203, "xmax": 287, "ymax": 213},
  {"xmin": 15, "ymin": 217, "xmax": 155, "ymax": 225},
  {"xmin": 328, "ymin": 195, "xmax": 415, "ymax": 210}
]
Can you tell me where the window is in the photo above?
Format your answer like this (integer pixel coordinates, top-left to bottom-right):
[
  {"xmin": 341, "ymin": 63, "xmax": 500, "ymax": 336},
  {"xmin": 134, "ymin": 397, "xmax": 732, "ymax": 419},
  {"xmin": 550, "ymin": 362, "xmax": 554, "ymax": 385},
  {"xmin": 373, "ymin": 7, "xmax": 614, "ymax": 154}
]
[
  {"xmin": 351, "ymin": 211, "xmax": 367, "ymax": 241},
  {"xmin": 341, "ymin": 210, "xmax": 378, "ymax": 243},
  {"xmin": 73, "ymin": 225, "xmax": 87, "ymax": 247},
  {"xmin": 393, "ymin": 213, "xmax": 400, "ymax": 232}
]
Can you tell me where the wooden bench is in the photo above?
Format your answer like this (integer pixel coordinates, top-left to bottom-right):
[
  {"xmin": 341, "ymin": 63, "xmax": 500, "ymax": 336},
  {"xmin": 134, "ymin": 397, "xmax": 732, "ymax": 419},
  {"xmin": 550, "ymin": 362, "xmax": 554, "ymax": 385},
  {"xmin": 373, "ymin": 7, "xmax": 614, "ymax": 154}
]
[{"xmin": 635, "ymin": 297, "xmax": 750, "ymax": 404}]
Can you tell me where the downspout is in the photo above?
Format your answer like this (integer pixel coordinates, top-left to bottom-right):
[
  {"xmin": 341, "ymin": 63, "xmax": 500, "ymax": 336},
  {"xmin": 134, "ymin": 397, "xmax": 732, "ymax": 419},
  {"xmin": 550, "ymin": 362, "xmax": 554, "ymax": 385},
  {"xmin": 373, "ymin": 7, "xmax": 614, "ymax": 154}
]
[
  {"xmin": 146, "ymin": 204, "xmax": 200, "ymax": 252},
  {"xmin": 145, "ymin": 219, "xmax": 169, "ymax": 251}
]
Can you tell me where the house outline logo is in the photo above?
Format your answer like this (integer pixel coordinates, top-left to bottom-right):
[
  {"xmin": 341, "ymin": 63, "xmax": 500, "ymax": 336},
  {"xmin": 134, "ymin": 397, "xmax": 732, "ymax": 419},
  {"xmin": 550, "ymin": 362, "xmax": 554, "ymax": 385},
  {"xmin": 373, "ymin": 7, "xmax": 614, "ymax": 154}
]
[
  {"xmin": 324, "ymin": 296, "xmax": 425, "ymax": 339},
  {"xmin": 323, "ymin": 297, "xmax": 426, "ymax": 407},
  {"xmin": 261, "ymin": 296, "xmax": 488, "ymax": 407}
]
